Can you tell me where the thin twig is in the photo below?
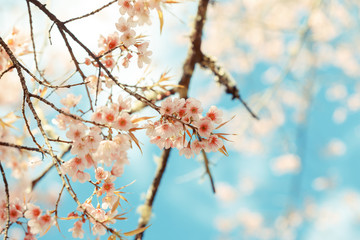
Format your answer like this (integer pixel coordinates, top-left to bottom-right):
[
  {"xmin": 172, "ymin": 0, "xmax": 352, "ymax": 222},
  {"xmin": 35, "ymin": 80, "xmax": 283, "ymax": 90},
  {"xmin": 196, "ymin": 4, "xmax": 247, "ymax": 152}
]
[
  {"xmin": 63, "ymin": 0, "xmax": 117, "ymax": 24},
  {"xmin": 0, "ymin": 66, "xmax": 15, "ymax": 79},
  {"xmin": 201, "ymin": 149, "xmax": 215, "ymax": 193},
  {"xmin": 31, "ymin": 145, "xmax": 71, "ymax": 190},
  {"xmin": 0, "ymin": 161, "xmax": 10, "ymax": 240},
  {"xmin": 0, "ymin": 141, "xmax": 49, "ymax": 154},
  {"xmin": 199, "ymin": 54, "xmax": 259, "ymax": 119}
]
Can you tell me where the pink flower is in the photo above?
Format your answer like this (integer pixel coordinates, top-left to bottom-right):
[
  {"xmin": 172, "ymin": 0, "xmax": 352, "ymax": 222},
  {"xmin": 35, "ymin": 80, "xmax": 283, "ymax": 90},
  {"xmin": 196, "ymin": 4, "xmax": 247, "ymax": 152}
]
[
  {"xmin": 72, "ymin": 170, "xmax": 90, "ymax": 183},
  {"xmin": 122, "ymin": 53, "xmax": 133, "ymax": 68},
  {"xmin": 111, "ymin": 164, "xmax": 124, "ymax": 177},
  {"xmin": 179, "ymin": 146, "xmax": 194, "ymax": 159},
  {"xmin": 95, "ymin": 167, "xmax": 109, "ymax": 181},
  {"xmin": 99, "ymin": 177, "xmax": 115, "ymax": 196},
  {"xmin": 185, "ymin": 98, "xmax": 203, "ymax": 119},
  {"xmin": 113, "ymin": 112, "xmax": 133, "ymax": 131},
  {"xmin": 102, "ymin": 108, "xmax": 117, "ymax": 124},
  {"xmin": 92, "ymin": 222, "xmax": 106, "ymax": 236},
  {"xmin": 160, "ymin": 97, "xmax": 175, "ymax": 115},
  {"xmin": 72, "ymin": 156, "xmax": 87, "ymax": 171},
  {"xmin": 150, "ymin": 136, "xmax": 165, "ymax": 149},
  {"xmin": 60, "ymin": 93, "xmax": 82, "ymax": 108},
  {"xmin": 155, "ymin": 122, "xmax": 175, "ymax": 138},
  {"xmin": 71, "ymin": 140, "xmax": 88, "ymax": 157},
  {"xmin": 66, "ymin": 123, "xmax": 87, "ymax": 141},
  {"xmin": 190, "ymin": 139, "xmax": 204, "ymax": 154},
  {"xmin": 113, "ymin": 134, "xmax": 131, "ymax": 151},
  {"xmin": 206, "ymin": 106, "xmax": 223, "ymax": 124},
  {"xmin": 118, "ymin": 0, "xmax": 134, "ymax": 15},
  {"xmin": 116, "ymin": 17, "xmax": 135, "ymax": 32},
  {"xmin": 25, "ymin": 203, "xmax": 42, "ymax": 220},
  {"xmin": 195, "ymin": 117, "xmax": 214, "ymax": 138},
  {"xmin": 28, "ymin": 212, "xmax": 54, "ymax": 235},
  {"xmin": 9, "ymin": 205, "xmax": 22, "ymax": 222},
  {"xmin": 102, "ymin": 195, "xmax": 118, "ymax": 210},
  {"xmin": 204, "ymin": 135, "xmax": 223, "ymax": 152},
  {"xmin": 136, "ymin": 42, "xmax": 152, "ymax": 68},
  {"xmin": 117, "ymin": 95, "xmax": 132, "ymax": 112},
  {"xmin": 69, "ymin": 221, "xmax": 85, "ymax": 239},
  {"xmin": 120, "ymin": 29, "xmax": 136, "ymax": 47}
]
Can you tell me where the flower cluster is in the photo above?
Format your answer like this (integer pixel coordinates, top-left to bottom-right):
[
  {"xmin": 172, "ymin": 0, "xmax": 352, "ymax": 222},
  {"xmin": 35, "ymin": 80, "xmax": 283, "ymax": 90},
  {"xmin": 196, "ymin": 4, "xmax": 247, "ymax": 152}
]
[
  {"xmin": 55, "ymin": 95, "xmax": 135, "ymax": 184},
  {"xmin": 146, "ymin": 97, "xmax": 227, "ymax": 158},
  {"xmin": 84, "ymin": 0, "xmax": 160, "ymax": 73},
  {"xmin": 0, "ymin": 28, "xmax": 29, "ymax": 74},
  {"xmin": 52, "ymin": 95, "xmax": 142, "ymax": 237},
  {"xmin": 0, "ymin": 197, "xmax": 53, "ymax": 239},
  {"xmin": 52, "ymin": 94, "xmax": 230, "ymax": 238},
  {"xmin": 115, "ymin": 0, "xmax": 160, "ymax": 68}
]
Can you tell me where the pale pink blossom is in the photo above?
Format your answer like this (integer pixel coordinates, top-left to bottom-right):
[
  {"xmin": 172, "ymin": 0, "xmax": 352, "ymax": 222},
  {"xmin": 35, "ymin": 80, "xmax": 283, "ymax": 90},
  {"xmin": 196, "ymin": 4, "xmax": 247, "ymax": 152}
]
[
  {"xmin": 117, "ymin": 95, "xmax": 132, "ymax": 112},
  {"xmin": 69, "ymin": 221, "xmax": 85, "ymax": 239},
  {"xmin": 60, "ymin": 93, "xmax": 82, "ymax": 108},
  {"xmin": 102, "ymin": 195, "xmax": 119, "ymax": 210},
  {"xmin": 113, "ymin": 112, "xmax": 133, "ymax": 130},
  {"xmin": 25, "ymin": 203, "xmax": 42, "ymax": 220},
  {"xmin": 120, "ymin": 29, "xmax": 136, "ymax": 47},
  {"xmin": 116, "ymin": 17, "xmax": 135, "ymax": 32},
  {"xmin": 9, "ymin": 205, "xmax": 22, "ymax": 222},
  {"xmin": 185, "ymin": 98, "xmax": 203, "ymax": 119},
  {"xmin": 52, "ymin": 108, "xmax": 73, "ymax": 130},
  {"xmin": 113, "ymin": 134, "xmax": 131, "ymax": 151},
  {"xmin": 92, "ymin": 222, "xmax": 107, "ymax": 236},
  {"xmin": 150, "ymin": 136, "xmax": 165, "ymax": 149},
  {"xmin": 122, "ymin": 53, "xmax": 133, "ymax": 68},
  {"xmin": 102, "ymin": 108, "xmax": 117, "ymax": 124},
  {"xmin": 66, "ymin": 123, "xmax": 87, "ymax": 141},
  {"xmin": 28, "ymin": 212, "xmax": 54, "ymax": 235},
  {"xmin": 95, "ymin": 167, "xmax": 109, "ymax": 181},
  {"xmin": 155, "ymin": 122, "xmax": 175, "ymax": 138},
  {"xmin": 190, "ymin": 139, "xmax": 204, "ymax": 154},
  {"xmin": 133, "ymin": 1, "xmax": 151, "ymax": 25},
  {"xmin": 111, "ymin": 164, "xmax": 124, "ymax": 177},
  {"xmin": 136, "ymin": 42, "xmax": 152, "ymax": 68},
  {"xmin": 98, "ymin": 177, "xmax": 115, "ymax": 196},
  {"xmin": 195, "ymin": 117, "xmax": 214, "ymax": 138},
  {"xmin": 204, "ymin": 135, "xmax": 223, "ymax": 152},
  {"xmin": 71, "ymin": 140, "xmax": 88, "ymax": 157},
  {"xmin": 72, "ymin": 170, "xmax": 91, "ymax": 183},
  {"xmin": 179, "ymin": 146, "xmax": 194, "ymax": 159},
  {"xmin": 206, "ymin": 106, "xmax": 223, "ymax": 124},
  {"xmin": 118, "ymin": 0, "xmax": 134, "ymax": 15},
  {"xmin": 160, "ymin": 97, "xmax": 175, "ymax": 115}
]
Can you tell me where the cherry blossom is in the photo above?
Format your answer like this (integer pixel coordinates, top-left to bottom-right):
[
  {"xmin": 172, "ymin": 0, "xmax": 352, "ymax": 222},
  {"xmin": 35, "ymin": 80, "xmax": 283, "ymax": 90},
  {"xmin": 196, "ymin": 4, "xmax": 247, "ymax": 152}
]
[{"xmin": 69, "ymin": 221, "xmax": 85, "ymax": 239}]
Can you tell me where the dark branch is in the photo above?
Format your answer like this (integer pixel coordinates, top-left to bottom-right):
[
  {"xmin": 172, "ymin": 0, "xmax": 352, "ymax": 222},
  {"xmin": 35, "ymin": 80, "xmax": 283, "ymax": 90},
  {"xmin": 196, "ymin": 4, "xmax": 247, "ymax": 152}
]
[{"xmin": 200, "ymin": 54, "xmax": 259, "ymax": 119}]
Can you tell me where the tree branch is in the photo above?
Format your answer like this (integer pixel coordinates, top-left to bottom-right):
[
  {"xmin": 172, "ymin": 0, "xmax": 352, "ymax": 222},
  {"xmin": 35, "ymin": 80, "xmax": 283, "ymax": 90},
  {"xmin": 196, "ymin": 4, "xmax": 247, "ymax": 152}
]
[
  {"xmin": 200, "ymin": 54, "xmax": 259, "ymax": 119},
  {"xmin": 0, "ymin": 161, "xmax": 10, "ymax": 240}
]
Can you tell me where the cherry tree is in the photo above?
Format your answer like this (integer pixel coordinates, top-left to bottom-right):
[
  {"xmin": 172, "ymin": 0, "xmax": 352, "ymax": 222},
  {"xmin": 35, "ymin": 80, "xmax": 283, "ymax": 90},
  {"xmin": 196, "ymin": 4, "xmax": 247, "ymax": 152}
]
[{"xmin": 0, "ymin": 0, "xmax": 256, "ymax": 239}]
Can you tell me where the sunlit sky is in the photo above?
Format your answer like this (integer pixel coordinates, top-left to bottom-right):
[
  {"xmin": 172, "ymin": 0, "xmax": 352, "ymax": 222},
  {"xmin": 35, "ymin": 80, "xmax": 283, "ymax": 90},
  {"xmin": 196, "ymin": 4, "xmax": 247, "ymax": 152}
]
[{"xmin": 2, "ymin": 0, "xmax": 360, "ymax": 239}]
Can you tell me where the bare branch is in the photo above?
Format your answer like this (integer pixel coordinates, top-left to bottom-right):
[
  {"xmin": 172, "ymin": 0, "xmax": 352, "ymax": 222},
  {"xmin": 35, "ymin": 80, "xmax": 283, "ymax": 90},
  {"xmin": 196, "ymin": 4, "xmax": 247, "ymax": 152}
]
[
  {"xmin": 0, "ymin": 161, "xmax": 10, "ymax": 240},
  {"xmin": 201, "ymin": 149, "xmax": 215, "ymax": 193},
  {"xmin": 0, "ymin": 141, "xmax": 49, "ymax": 154},
  {"xmin": 63, "ymin": 0, "xmax": 117, "ymax": 24},
  {"xmin": 200, "ymin": 54, "xmax": 259, "ymax": 119}
]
